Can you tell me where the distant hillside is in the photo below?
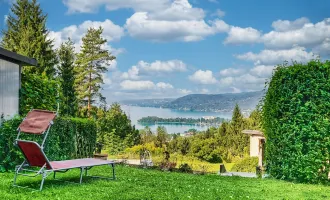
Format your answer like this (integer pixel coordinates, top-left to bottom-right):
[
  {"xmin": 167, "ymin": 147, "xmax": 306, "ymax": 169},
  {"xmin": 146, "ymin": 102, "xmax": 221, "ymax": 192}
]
[
  {"xmin": 167, "ymin": 91, "xmax": 264, "ymax": 112},
  {"xmin": 120, "ymin": 91, "xmax": 264, "ymax": 112}
]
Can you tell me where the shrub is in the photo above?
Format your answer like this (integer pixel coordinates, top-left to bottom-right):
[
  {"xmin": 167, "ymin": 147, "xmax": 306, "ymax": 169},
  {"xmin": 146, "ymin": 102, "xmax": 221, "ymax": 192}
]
[
  {"xmin": 231, "ymin": 157, "xmax": 258, "ymax": 173},
  {"xmin": 178, "ymin": 163, "xmax": 193, "ymax": 173},
  {"xmin": 0, "ymin": 117, "xmax": 97, "ymax": 171},
  {"xmin": 262, "ymin": 60, "xmax": 330, "ymax": 183}
]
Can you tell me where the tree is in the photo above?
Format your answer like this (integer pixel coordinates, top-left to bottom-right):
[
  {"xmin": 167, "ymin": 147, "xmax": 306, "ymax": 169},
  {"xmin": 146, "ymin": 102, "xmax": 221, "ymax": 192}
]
[
  {"xmin": 57, "ymin": 39, "xmax": 77, "ymax": 116},
  {"xmin": 155, "ymin": 126, "xmax": 168, "ymax": 148},
  {"xmin": 2, "ymin": 0, "xmax": 57, "ymax": 77},
  {"xmin": 75, "ymin": 27, "xmax": 115, "ymax": 117}
]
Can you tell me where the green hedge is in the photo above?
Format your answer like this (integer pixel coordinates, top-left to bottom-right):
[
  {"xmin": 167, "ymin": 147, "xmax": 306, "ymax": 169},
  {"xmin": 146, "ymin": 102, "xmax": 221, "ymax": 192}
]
[
  {"xmin": 262, "ymin": 60, "xmax": 330, "ymax": 183},
  {"xmin": 231, "ymin": 157, "xmax": 258, "ymax": 173},
  {"xmin": 0, "ymin": 117, "xmax": 97, "ymax": 172}
]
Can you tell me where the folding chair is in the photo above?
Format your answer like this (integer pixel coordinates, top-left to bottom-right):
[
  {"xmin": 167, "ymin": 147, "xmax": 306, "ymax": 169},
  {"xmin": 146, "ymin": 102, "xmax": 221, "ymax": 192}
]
[{"xmin": 13, "ymin": 109, "xmax": 116, "ymax": 191}]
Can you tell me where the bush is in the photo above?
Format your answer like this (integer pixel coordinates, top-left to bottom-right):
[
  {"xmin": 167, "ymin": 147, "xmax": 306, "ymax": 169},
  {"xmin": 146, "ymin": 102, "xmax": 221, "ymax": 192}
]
[
  {"xmin": 0, "ymin": 117, "xmax": 97, "ymax": 171},
  {"xmin": 178, "ymin": 163, "xmax": 193, "ymax": 173},
  {"xmin": 262, "ymin": 60, "xmax": 330, "ymax": 183},
  {"xmin": 231, "ymin": 157, "xmax": 258, "ymax": 173},
  {"xmin": 20, "ymin": 73, "xmax": 59, "ymax": 116}
]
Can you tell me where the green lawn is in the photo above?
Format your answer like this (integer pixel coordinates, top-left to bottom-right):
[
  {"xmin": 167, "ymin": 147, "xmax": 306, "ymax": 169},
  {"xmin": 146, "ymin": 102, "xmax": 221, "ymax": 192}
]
[{"xmin": 1, "ymin": 165, "xmax": 329, "ymax": 200}]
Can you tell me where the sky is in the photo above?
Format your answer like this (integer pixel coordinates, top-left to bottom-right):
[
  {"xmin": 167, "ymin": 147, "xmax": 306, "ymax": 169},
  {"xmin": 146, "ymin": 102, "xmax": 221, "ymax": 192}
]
[{"xmin": 0, "ymin": 0, "xmax": 329, "ymax": 102}]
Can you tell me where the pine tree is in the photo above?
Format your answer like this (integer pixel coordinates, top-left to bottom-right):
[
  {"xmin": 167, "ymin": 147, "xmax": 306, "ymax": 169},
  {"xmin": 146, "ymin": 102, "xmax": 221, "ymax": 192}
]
[
  {"xmin": 57, "ymin": 38, "xmax": 77, "ymax": 116},
  {"xmin": 75, "ymin": 27, "xmax": 115, "ymax": 117},
  {"xmin": 1, "ymin": 0, "xmax": 57, "ymax": 77}
]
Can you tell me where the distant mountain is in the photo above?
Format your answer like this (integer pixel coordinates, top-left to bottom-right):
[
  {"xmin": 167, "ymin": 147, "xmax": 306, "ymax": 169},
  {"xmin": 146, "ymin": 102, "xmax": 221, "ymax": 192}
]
[
  {"xmin": 120, "ymin": 98, "xmax": 175, "ymax": 107},
  {"xmin": 167, "ymin": 91, "xmax": 264, "ymax": 112},
  {"xmin": 120, "ymin": 91, "xmax": 264, "ymax": 112}
]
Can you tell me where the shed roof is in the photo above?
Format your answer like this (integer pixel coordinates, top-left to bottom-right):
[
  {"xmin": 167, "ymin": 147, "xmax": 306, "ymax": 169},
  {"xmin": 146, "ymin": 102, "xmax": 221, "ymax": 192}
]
[
  {"xmin": 242, "ymin": 130, "xmax": 265, "ymax": 137},
  {"xmin": 0, "ymin": 47, "xmax": 37, "ymax": 66}
]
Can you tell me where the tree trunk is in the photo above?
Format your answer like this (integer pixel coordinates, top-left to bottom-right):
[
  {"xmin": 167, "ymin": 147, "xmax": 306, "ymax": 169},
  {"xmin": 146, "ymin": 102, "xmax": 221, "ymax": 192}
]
[{"xmin": 88, "ymin": 72, "xmax": 91, "ymax": 117}]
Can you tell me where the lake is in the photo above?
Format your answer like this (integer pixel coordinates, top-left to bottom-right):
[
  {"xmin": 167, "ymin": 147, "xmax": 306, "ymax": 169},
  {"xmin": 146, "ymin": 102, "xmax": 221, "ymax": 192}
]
[{"xmin": 121, "ymin": 105, "xmax": 233, "ymax": 133}]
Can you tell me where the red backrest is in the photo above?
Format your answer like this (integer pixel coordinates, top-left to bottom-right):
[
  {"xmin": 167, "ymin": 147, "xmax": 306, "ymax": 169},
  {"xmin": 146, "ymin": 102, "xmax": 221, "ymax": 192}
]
[
  {"xmin": 17, "ymin": 140, "xmax": 52, "ymax": 169},
  {"xmin": 19, "ymin": 109, "xmax": 56, "ymax": 134}
]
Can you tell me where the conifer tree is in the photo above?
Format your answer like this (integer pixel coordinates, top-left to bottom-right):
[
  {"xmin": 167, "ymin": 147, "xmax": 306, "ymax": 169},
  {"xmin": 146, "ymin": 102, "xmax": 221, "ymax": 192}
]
[
  {"xmin": 75, "ymin": 27, "xmax": 115, "ymax": 117},
  {"xmin": 1, "ymin": 0, "xmax": 57, "ymax": 77},
  {"xmin": 57, "ymin": 38, "xmax": 77, "ymax": 116}
]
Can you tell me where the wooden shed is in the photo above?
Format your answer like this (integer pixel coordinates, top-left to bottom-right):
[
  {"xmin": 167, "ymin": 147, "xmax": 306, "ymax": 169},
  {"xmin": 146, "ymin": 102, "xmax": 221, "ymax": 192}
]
[{"xmin": 0, "ymin": 47, "xmax": 37, "ymax": 118}]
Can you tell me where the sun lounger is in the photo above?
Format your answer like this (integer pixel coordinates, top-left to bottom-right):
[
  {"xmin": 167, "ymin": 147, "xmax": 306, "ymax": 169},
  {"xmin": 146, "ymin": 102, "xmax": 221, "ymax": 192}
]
[
  {"xmin": 14, "ymin": 140, "xmax": 115, "ymax": 191},
  {"xmin": 13, "ymin": 109, "xmax": 116, "ymax": 191}
]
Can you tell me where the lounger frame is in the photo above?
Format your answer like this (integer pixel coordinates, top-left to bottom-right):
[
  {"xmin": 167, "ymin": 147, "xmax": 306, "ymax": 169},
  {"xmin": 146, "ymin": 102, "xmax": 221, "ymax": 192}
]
[{"xmin": 13, "ymin": 140, "xmax": 115, "ymax": 191}]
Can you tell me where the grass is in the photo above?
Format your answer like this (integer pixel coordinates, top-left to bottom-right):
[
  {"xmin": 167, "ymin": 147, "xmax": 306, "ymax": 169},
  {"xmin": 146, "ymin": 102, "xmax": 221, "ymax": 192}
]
[{"xmin": 1, "ymin": 165, "xmax": 330, "ymax": 199}]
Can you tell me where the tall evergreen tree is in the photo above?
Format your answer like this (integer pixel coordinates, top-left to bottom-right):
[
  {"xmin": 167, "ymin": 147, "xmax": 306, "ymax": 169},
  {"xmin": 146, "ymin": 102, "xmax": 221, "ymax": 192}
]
[
  {"xmin": 75, "ymin": 27, "xmax": 115, "ymax": 117},
  {"xmin": 57, "ymin": 38, "xmax": 77, "ymax": 116},
  {"xmin": 1, "ymin": 0, "xmax": 57, "ymax": 77}
]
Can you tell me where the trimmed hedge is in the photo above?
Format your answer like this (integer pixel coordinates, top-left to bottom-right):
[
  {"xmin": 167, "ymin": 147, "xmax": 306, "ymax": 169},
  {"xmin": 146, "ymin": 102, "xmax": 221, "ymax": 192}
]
[
  {"xmin": 231, "ymin": 157, "xmax": 258, "ymax": 173},
  {"xmin": 262, "ymin": 60, "xmax": 330, "ymax": 183},
  {"xmin": 0, "ymin": 117, "xmax": 97, "ymax": 172}
]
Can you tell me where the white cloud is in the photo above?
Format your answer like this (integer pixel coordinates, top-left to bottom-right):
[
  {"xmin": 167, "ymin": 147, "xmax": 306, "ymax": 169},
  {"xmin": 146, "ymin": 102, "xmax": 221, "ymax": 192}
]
[
  {"xmin": 220, "ymin": 68, "xmax": 245, "ymax": 77},
  {"xmin": 4, "ymin": 15, "xmax": 8, "ymax": 24},
  {"xmin": 219, "ymin": 77, "xmax": 234, "ymax": 85},
  {"xmin": 138, "ymin": 60, "xmax": 187, "ymax": 73},
  {"xmin": 120, "ymin": 80, "xmax": 174, "ymax": 91},
  {"xmin": 208, "ymin": 0, "xmax": 218, "ymax": 3},
  {"xmin": 262, "ymin": 18, "xmax": 330, "ymax": 49},
  {"xmin": 212, "ymin": 9, "xmax": 225, "ymax": 18},
  {"xmin": 156, "ymin": 82, "xmax": 174, "ymax": 89},
  {"xmin": 120, "ymin": 80, "xmax": 156, "ymax": 90},
  {"xmin": 149, "ymin": 0, "xmax": 205, "ymax": 21},
  {"xmin": 121, "ymin": 66, "xmax": 140, "ymax": 80},
  {"xmin": 312, "ymin": 38, "xmax": 330, "ymax": 56},
  {"xmin": 121, "ymin": 59, "xmax": 187, "ymax": 80},
  {"xmin": 272, "ymin": 17, "xmax": 310, "ymax": 32},
  {"xmin": 48, "ymin": 19, "xmax": 124, "ymax": 52},
  {"xmin": 249, "ymin": 65, "xmax": 275, "ymax": 77},
  {"xmin": 224, "ymin": 26, "xmax": 261, "ymax": 44},
  {"xmin": 63, "ymin": 0, "xmax": 169, "ymax": 13},
  {"xmin": 236, "ymin": 46, "xmax": 316, "ymax": 65},
  {"xmin": 177, "ymin": 88, "xmax": 192, "ymax": 95},
  {"xmin": 125, "ymin": 12, "xmax": 228, "ymax": 42},
  {"xmin": 189, "ymin": 70, "xmax": 217, "ymax": 84}
]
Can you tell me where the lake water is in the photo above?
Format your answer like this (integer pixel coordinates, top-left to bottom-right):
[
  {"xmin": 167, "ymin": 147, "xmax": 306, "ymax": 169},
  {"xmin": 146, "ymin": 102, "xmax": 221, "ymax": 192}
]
[{"xmin": 121, "ymin": 105, "xmax": 233, "ymax": 134}]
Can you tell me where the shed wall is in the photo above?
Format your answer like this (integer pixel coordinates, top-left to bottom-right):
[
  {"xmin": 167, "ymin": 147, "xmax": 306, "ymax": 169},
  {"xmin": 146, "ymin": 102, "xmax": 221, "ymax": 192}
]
[{"xmin": 0, "ymin": 59, "xmax": 20, "ymax": 119}]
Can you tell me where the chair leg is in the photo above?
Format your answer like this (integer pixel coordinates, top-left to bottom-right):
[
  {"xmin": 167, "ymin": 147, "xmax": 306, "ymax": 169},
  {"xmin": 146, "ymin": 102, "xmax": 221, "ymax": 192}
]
[
  {"xmin": 111, "ymin": 163, "xmax": 116, "ymax": 180},
  {"xmin": 53, "ymin": 171, "xmax": 56, "ymax": 179},
  {"xmin": 13, "ymin": 171, "xmax": 18, "ymax": 186},
  {"xmin": 79, "ymin": 168, "xmax": 84, "ymax": 184},
  {"xmin": 40, "ymin": 172, "xmax": 46, "ymax": 191}
]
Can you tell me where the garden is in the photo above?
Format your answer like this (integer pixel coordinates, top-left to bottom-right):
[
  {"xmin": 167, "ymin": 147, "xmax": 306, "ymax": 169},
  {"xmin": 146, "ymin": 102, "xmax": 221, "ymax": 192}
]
[{"xmin": 1, "ymin": 0, "xmax": 330, "ymax": 199}]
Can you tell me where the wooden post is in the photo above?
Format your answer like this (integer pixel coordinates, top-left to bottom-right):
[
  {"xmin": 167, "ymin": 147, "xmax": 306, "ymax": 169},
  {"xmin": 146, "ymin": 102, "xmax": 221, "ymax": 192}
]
[{"xmin": 219, "ymin": 164, "xmax": 226, "ymax": 173}]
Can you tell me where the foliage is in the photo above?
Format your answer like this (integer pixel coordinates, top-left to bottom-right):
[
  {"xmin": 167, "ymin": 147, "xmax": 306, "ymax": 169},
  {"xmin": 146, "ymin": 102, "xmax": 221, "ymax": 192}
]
[
  {"xmin": 231, "ymin": 157, "xmax": 258, "ymax": 173},
  {"xmin": 97, "ymin": 103, "xmax": 139, "ymax": 154},
  {"xmin": 262, "ymin": 60, "xmax": 330, "ymax": 183},
  {"xmin": 19, "ymin": 73, "xmax": 59, "ymax": 116},
  {"xmin": 155, "ymin": 126, "xmax": 169, "ymax": 148},
  {"xmin": 1, "ymin": 0, "xmax": 57, "ymax": 77},
  {"xmin": 0, "ymin": 117, "xmax": 97, "ymax": 171},
  {"xmin": 178, "ymin": 163, "xmax": 193, "ymax": 173},
  {"xmin": 57, "ymin": 39, "xmax": 77, "ymax": 116},
  {"xmin": 75, "ymin": 27, "xmax": 115, "ymax": 116}
]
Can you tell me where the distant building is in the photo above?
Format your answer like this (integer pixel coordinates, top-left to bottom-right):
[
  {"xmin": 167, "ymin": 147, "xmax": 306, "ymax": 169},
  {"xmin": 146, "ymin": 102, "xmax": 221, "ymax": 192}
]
[
  {"xmin": 243, "ymin": 130, "xmax": 265, "ymax": 167},
  {"xmin": 0, "ymin": 47, "xmax": 37, "ymax": 119},
  {"xmin": 203, "ymin": 116, "xmax": 215, "ymax": 120}
]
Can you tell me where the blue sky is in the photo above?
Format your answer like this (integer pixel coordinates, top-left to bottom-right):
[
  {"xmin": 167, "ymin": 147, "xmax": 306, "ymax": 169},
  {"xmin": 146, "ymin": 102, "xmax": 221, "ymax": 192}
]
[{"xmin": 1, "ymin": 0, "xmax": 329, "ymax": 102}]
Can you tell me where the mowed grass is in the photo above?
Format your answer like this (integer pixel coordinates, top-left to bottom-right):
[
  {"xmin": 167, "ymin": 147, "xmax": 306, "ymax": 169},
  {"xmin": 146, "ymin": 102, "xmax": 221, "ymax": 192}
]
[{"xmin": 0, "ymin": 165, "xmax": 329, "ymax": 200}]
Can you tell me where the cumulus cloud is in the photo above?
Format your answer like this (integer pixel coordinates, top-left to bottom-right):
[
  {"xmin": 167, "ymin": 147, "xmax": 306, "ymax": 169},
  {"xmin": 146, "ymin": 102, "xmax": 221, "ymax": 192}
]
[
  {"xmin": 262, "ymin": 18, "xmax": 330, "ymax": 49},
  {"xmin": 272, "ymin": 17, "xmax": 310, "ymax": 32},
  {"xmin": 220, "ymin": 68, "xmax": 245, "ymax": 77},
  {"xmin": 121, "ymin": 59, "xmax": 187, "ymax": 80},
  {"xmin": 212, "ymin": 9, "xmax": 225, "ymax": 18},
  {"xmin": 63, "ymin": 0, "xmax": 169, "ymax": 13},
  {"xmin": 120, "ymin": 80, "xmax": 173, "ymax": 91},
  {"xmin": 249, "ymin": 65, "xmax": 275, "ymax": 77},
  {"xmin": 224, "ymin": 26, "xmax": 261, "ymax": 44},
  {"xmin": 189, "ymin": 70, "xmax": 217, "ymax": 84},
  {"xmin": 236, "ymin": 46, "xmax": 316, "ymax": 65},
  {"xmin": 48, "ymin": 19, "xmax": 124, "ymax": 50}
]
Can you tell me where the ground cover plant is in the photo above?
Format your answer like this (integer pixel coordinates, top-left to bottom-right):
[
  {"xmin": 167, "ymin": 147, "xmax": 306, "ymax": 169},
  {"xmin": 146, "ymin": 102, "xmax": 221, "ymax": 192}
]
[{"xmin": 1, "ymin": 165, "xmax": 329, "ymax": 200}]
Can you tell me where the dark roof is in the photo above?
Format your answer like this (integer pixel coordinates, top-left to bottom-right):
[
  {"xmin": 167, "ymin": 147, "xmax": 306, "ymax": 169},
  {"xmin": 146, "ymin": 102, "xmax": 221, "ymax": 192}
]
[{"xmin": 0, "ymin": 47, "xmax": 37, "ymax": 66}]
